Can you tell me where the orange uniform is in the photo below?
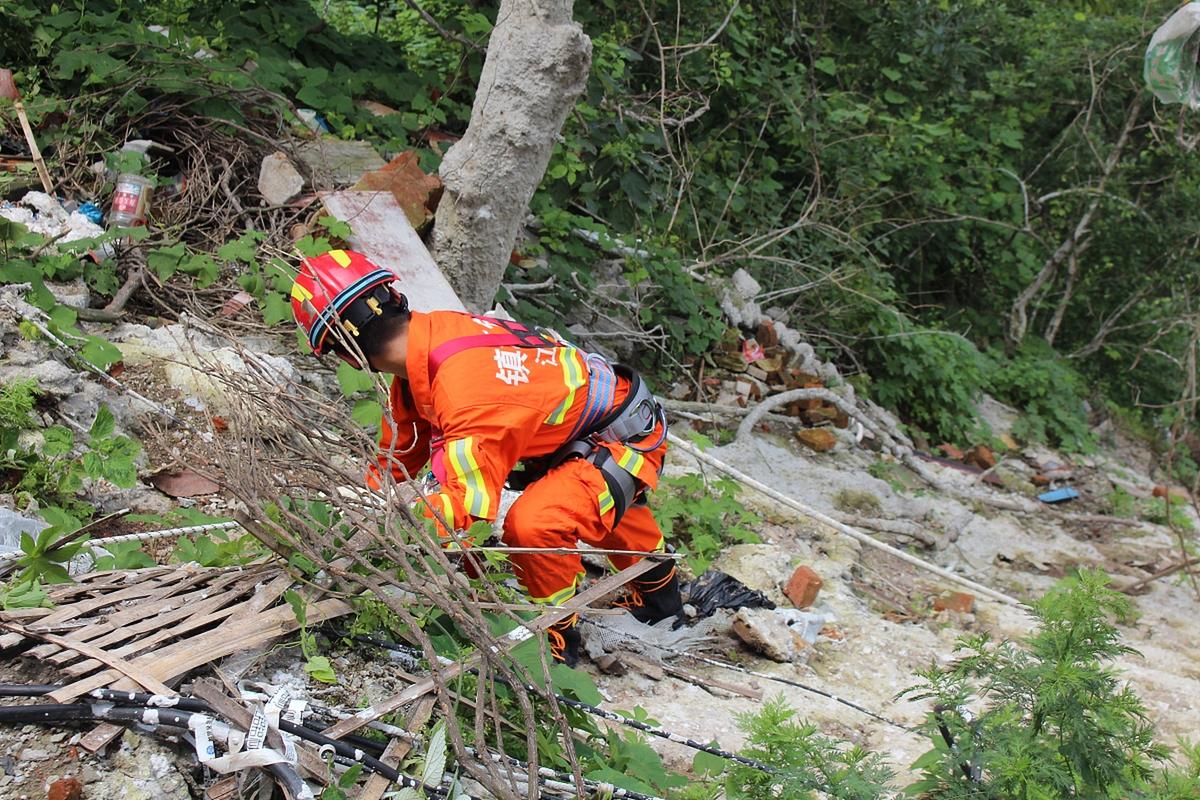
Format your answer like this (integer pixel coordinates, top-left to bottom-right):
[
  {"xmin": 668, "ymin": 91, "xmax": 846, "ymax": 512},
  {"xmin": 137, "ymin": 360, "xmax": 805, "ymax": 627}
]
[{"xmin": 368, "ymin": 310, "xmax": 668, "ymax": 604}]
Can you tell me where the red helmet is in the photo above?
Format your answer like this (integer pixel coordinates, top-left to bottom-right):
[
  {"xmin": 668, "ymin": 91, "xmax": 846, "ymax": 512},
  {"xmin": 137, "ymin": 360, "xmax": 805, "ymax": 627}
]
[{"xmin": 290, "ymin": 249, "xmax": 407, "ymax": 367}]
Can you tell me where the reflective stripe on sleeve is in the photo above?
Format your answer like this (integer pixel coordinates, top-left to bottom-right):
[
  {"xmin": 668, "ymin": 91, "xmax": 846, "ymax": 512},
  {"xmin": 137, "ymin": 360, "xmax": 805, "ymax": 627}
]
[{"xmin": 447, "ymin": 436, "xmax": 492, "ymax": 519}]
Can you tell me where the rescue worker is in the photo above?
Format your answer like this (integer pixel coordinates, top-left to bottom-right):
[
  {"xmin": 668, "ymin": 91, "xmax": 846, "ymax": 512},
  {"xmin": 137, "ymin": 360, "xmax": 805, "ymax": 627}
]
[{"xmin": 290, "ymin": 249, "xmax": 683, "ymax": 665}]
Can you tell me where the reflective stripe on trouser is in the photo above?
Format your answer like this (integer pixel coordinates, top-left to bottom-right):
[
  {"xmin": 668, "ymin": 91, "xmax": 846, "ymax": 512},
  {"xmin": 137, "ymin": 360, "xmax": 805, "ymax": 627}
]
[{"xmin": 501, "ymin": 457, "xmax": 667, "ymax": 604}]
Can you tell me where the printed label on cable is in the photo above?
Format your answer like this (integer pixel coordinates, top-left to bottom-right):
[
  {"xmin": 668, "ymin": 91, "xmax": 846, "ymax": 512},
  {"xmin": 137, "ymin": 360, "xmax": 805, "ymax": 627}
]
[
  {"xmin": 246, "ymin": 707, "xmax": 269, "ymax": 751},
  {"xmin": 189, "ymin": 714, "xmax": 216, "ymax": 762}
]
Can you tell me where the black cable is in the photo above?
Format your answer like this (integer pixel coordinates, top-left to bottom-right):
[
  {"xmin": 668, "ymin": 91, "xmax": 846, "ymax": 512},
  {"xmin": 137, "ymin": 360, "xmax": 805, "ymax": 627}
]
[{"xmin": 0, "ymin": 684, "xmax": 61, "ymax": 697}]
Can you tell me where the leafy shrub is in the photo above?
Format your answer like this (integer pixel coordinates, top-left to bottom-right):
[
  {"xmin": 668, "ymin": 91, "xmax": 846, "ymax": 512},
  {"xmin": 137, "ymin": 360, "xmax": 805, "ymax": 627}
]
[
  {"xmin": 859, "ymin": 311, "xmax": 989, "ymax": 443},
  {"xmin": 0, "ymin": 382, "xmax": 140, "ymax": 513},
  {"xmin": 650, "ymin": 473, "xmax": 760, "ymax": 574},
  {"xmin": 903, "ymin": 569, "xmax": 1175, "ymax": 798},
  {"xmin": 724, "ymin": 696, "xmax": 894, "ymax": 800},
  {"xmin": 988, "ymin": 341, "xmax": 1093, "ymax": 452}
]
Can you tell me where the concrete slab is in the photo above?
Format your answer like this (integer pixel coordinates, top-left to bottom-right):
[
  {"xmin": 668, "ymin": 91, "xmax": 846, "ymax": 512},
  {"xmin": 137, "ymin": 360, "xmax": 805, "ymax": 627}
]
[{"xmin": 320, "ymin": 191, "xmax": 466, "ymax": 313}]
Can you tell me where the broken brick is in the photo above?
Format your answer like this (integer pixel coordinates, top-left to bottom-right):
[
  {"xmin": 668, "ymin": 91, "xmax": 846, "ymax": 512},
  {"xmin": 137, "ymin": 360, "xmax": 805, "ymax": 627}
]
[
  {"xmin": 48, "ymin": 777, "xmax": 83, "ymax": 800},
  {"xmin": 784, "ymin": 565, "xmax": 824, "ymax": 608},
  {"xmin": 352, "ymin": 151, "xmax": 443, "ymax": 231},
  {"xmin": 1031, "ymin": 474, "xmax": 1051, "ymax": 486},
  {"xmin": 803, "ymin": 405, "xmax": 841, "ymax": 425},
  {"xmin": 933, "ymin": 591, "xmax": 976, "ymax": 614},
  {"xmin": 965, "ymin": 444, "xmax": 996, "ymax": 470},
  {"xmin": 795, "ymin": 428, "xmax": 838, "ymax": 453},
  {"xmin": 756, "ymin": 320, "xmax": 780, "ymax": 349},
  {"xmin": 937, "ymin": 443, "xmax": 964, "ymax": 460},
  {"xmin": 1152, "ymin": 485, "xmax": 1189, "ymax": 501}
]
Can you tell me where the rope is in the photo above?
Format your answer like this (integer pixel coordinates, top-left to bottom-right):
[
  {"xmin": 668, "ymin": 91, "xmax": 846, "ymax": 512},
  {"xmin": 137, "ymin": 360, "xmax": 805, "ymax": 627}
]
[
  {"xmin": 0, "ymin": 520, "xmax": 242, "ymax": 564},
  {"xmin": 668, "ymin": 433, "xmax": 1027, "ymax": 608}
]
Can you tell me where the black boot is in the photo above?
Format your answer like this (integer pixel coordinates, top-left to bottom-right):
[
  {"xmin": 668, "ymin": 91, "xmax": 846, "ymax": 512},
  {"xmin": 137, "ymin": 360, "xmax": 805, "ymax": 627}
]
[
  {"xmin": 614, "ymin": 560, "xmax": 683, "ymax": 624},
  {"xmin": 548, "ymin": 614, "xmax": 582, "ymax": 667}
]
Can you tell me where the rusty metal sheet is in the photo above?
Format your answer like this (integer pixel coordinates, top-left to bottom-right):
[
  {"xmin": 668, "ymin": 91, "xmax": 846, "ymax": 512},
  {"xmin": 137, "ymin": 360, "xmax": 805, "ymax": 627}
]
[{"xmin": 320, "ymin": 191, "xmax": 466, "ymax": 312}]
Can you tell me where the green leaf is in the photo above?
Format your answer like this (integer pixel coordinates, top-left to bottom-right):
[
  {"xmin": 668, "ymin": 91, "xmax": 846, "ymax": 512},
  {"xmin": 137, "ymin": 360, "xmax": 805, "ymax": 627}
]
[
  {"xmin": 813, "ymin": 56, "xmax": 838, "ymax": 76},
  {"xmin": 421, "ymin": 720, "xmax": 447, "ymax": 788},
  {"xmin": 262, "ymin": 293, "xmax": 292, "ymax": 326},
  {"xmin": 317, "ymin": 215, "xmax": 352, "ymax": 240},
  {"xmin": 351, "ymin": 399, "xmax": 382, "ymax": 428},
  {"xmin": 42, "ymin": 425, "xmax": 74, "ymax": 456},
  {"xmin": 49, "ymin": 304, "xmax": 77, "ymax": 329},
  {"xmin": 80, "ymin": 336, "xmax": 122, "ymax": 371},
  {"xmin": 217, "ymin": 233, "xmax": 261, "ymax": 263},
  {"xmin": 550, "ymin": 663, "xmax": 603, "ymax": 705},
  {"xmin": 89, "ymin": 406, "xmax": 116, "ymax": 439},
  {"xmin": 883, "ymin": 89, "xmax": 908, "ymax": 105},
  {"xmin": 147, "ymin": 243, "xmax": 188, "ymax": 280},
  {"xmin": 304, "ymin": 655, "xmax": 339, "ymax": 684},
  {"xmin": 336, "ymin": 361, "xmax": 374, "ymax": 397},
  {"xmin": 692, "ymin": 747, "xmax": 727, "ymax": 777}
]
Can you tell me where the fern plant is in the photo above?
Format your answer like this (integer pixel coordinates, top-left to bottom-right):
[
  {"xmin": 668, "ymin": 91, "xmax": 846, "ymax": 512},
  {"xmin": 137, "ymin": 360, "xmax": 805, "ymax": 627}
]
[
  {"xmin": 725, "ymin": 696, "xmax": 894, "ymax": 800},
  {"xmin": 902, "ymin": 569, "xmax": 1171, "ymax": 798}
]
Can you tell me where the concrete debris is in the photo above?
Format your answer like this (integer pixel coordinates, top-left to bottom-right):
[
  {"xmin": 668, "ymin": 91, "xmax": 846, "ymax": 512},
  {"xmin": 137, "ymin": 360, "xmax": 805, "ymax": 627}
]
[
  {"xmin": 580, "ymin": 609, "xmax": 718, "ymax": 662},
  {"xmin": 297, "ymin": 138, "xmax": 386, "ymax": 187},
  {"xmin": 256, "ymin": 152, "xmax": 305, "ymax": 206},
  {"xmin": 731, "ymin": 606, "xmax": 830, "ymax": 663},
  {"xmin": 112, "ymin": 322, "xmax": 297, "ymax": 414},
  {"xmin": 0, "ymin": 507, "xmax": 47, "ymax": 558}
]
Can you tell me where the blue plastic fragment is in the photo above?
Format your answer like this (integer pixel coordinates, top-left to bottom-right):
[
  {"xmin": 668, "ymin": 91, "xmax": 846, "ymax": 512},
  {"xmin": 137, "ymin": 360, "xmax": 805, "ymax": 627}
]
[
  {"xmin": 1038, "ymin": 487, "xmax": 1080, "ymax": 504},
  {"xmin": 77, "ymin": 202, "xmax": 103, "ymax": 224}
]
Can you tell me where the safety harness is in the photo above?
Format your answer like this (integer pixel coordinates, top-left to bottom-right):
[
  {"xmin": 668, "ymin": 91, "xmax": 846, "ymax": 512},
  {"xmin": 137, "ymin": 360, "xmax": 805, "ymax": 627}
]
[{"xmin": 426, "ymin": 315, "xmax": 667, "ymax": 525}]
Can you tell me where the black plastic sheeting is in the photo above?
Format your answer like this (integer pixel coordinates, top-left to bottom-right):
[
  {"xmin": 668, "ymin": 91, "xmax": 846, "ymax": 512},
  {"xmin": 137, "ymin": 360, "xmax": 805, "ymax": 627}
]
[{"xmin": 681, "ymin": 569, "xmax": 775, "ymax": 619}]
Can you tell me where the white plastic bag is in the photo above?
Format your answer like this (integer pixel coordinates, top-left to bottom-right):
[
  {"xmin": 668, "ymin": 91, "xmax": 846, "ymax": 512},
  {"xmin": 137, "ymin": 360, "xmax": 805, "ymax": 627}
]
[{"xmin": 1146, "ymin": 2, "xmax": 1200, "ymax": 108}]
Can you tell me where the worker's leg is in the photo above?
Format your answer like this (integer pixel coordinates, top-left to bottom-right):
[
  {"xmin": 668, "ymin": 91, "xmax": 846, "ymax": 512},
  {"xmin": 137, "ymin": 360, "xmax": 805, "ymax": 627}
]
[
  {"xmin": 501, "ymin": 458, "xmax": 607, "ymax": 604},
  {"xmin": 501, "ymin": 458, "xmax": 610, "ymax": 665}
]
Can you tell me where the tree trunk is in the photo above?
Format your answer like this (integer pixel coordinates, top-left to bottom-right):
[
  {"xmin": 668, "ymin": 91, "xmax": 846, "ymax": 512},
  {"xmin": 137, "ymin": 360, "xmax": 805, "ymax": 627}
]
[{"xmin": 431, "ymin": 1, "xmax": 592, "ymax": 312}]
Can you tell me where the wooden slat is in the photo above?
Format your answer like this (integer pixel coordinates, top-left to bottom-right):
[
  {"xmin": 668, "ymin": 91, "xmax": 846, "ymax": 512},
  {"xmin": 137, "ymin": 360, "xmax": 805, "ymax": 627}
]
[
  {"xmin": 47, "ymin": 572, "xmax": 265, "ymax": 668},
  {"xmin": 52, "ymin": 597, "xmax": 352, "ymax": 701},
  {"xmin": 0, "ymin": 570, "xmax": 184, "ymax": 649},
  {"xmin": 321, "ymin": 558, "xmax": 660, "ymax": 740},
  {"xmin": 357, "ymin": 697, "xmax": 435, "ymax": 800},
  {"xmin": 2, "ymin": 622, "xmax": 173, "ymax": 696},
  {"xmin": 32, "ymin": 570, "xmax": 255, "ymax": 662},
  {"xmin": 58, "ymin": 582, "xmax": 264, "ymax": 678}
]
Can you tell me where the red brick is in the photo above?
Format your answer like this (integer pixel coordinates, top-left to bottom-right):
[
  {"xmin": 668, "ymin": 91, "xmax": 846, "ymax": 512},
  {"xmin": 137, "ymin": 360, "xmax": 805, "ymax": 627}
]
[
  {"xmin": 933, "ymin": 591, "xmax": 976, "ymax": 614},
  {"xmin": 785, "ymin": 565, "xmax": 823, "ymax": 608},
  {"xmin": 965, "ymin": 444, "xmax": 996, "ymax": 470},
  {"xmin": 48, "ymin": 778, "xmax": 83, "ymax": 800},
  {"xmin": 937, "ymin": 443, "xmax": 964, "ymax": 460},
  {"xmin": 795, "ymin": 428, "xmax": 838, "ymax": 452}
]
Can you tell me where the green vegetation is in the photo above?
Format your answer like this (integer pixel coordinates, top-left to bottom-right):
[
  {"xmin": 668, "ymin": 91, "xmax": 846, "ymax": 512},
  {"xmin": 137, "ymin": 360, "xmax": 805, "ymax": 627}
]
[
  {"xmin": 903, "ymin": 569, "xmax": 1196, "ymax": 799},
  {"xmin": 651, "ymin": 473, "xmax": 761, "ymax": 574}
]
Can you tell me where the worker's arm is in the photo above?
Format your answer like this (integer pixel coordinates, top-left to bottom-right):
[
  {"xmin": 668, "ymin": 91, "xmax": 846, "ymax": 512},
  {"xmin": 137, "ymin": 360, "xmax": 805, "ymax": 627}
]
[
  {"xmin": 419, "ymin": 401, "xmax": 543, "ymax": 536},
  {"xmin": 366, "ymin": 377, "xmax": 433, "ymax": 490}
]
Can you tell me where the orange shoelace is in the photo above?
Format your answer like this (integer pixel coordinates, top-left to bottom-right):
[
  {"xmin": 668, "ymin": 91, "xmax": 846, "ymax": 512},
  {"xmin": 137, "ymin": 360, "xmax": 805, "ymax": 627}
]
[{"xmin": 548, "ymin": 627, "xmax": 567, "ymax": 659}]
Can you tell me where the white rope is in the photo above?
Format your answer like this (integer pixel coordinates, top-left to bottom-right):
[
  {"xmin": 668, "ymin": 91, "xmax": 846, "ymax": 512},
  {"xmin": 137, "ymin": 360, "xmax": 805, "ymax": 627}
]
[
  {"xmin": 84, "ymin": 520, "xmax": 242, "ymax": 548},
  {"xmin": 668, "ymin": 433, "xmax": 1027, "ymax": 608},
  {"xmin": 0, "ymin": 520, "xmax": 243, "ymax": 563}
]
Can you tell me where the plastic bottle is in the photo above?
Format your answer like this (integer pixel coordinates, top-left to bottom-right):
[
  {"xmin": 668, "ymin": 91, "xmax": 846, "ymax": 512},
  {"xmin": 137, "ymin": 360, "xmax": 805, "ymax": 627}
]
[{"xmin": 107, "ymin": 141, "xmax": 155, "ymax": 229}]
